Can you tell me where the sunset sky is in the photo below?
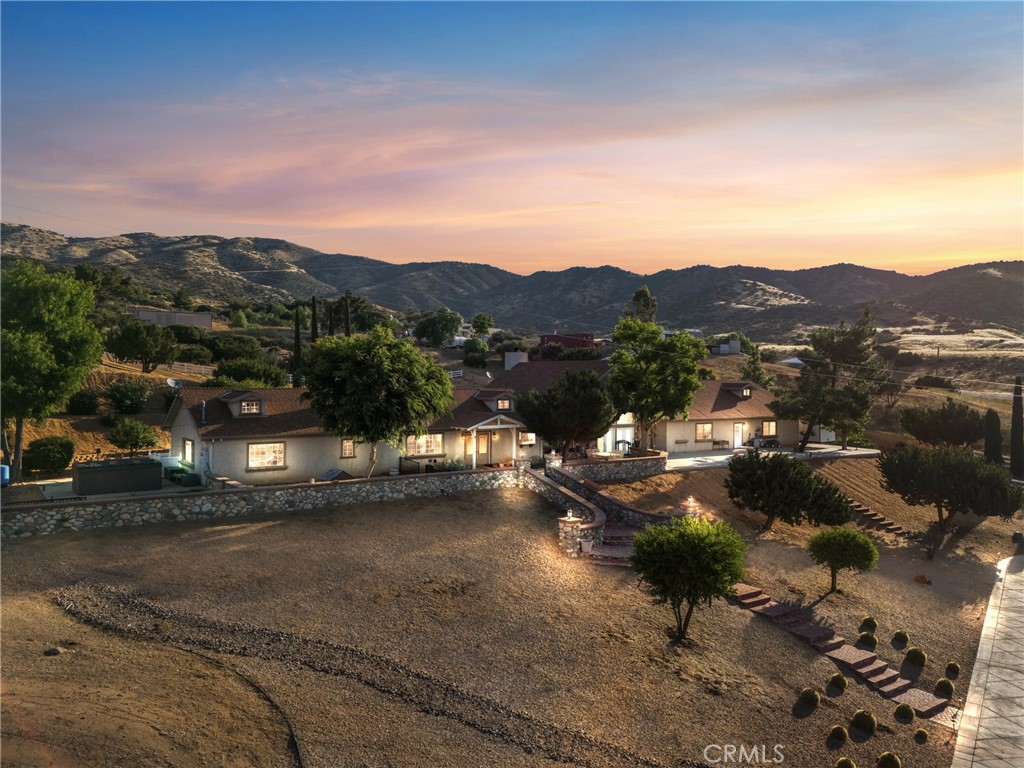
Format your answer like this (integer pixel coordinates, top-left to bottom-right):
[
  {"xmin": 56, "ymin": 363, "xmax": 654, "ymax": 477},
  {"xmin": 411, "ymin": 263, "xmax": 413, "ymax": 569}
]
[{"xmin": 2, "ymin": 1, "xmax": 1021, "ymax": 275}]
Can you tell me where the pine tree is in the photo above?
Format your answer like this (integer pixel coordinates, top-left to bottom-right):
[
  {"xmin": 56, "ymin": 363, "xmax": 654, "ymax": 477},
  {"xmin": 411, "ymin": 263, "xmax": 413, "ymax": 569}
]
[{"xmin": 310, "ymin": 296, "xmax": 319, "ymax": 343}]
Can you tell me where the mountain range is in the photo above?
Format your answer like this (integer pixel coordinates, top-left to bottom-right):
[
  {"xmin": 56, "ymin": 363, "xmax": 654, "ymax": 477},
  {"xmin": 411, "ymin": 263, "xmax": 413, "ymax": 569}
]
[{"xmin": 2, "ymin": 222, "xmax": 1021, "ymax": 340}]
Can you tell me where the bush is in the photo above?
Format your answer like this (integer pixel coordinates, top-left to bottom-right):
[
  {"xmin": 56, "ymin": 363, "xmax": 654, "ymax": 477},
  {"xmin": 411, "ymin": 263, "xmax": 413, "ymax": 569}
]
[
  {"xmin": 894, "ymin": 703, "xmax": 915, "ymax": 722},
  {"xmin": 206, "ymin": 334, "xmax": 262, "ymax": 361},
  {"xmin": 176, "ymin": 344, "xmax": 214, "ymax": 365},
  {"xmin": 877, "ymin": 752, "xmax": 901, "ymax": 768},
  {"xmin": 108, "ymin": 418, "xmax": 159, "ymax": 456},
  {"xmin": 799, "ymin": 688, "xmax": 821, "ymax": 706},
  {"xmin": 861, "ymin": 616, "xmax": 878, "ymax": 631},
  {"xmin": 208, "ymin": 357, "xmax": 288, "ymax": 388},
  {"xmin": 828, "ymin": 673, "xmax": 848, "ymax": 691},
  {"xmin": 22, "ymin": 437, "xmax": 75, "ymax": 474},
  {"xmin": 914, "ymin": 728, "xmax": 928, "ymax": 743},
  {"xmin": 167, "ymin": 324, "xmax": 209, "ymax": 344},
  {"xmin": 829, "ymin": 725, "xmax": 848, "ymax": 744},
  {"xmin": 435, "ymin": 458, "xmax": 466, "ymax": 472},
  {"xmin": 935, "ymin": 678, "xmax": 955, "ymax": 697},
  {"xmin": 835, "ymin": 759, "xmax": 856, "ymax": 768},
  {"xmin": 464, "ymin": 352, "xmax": 488, "ymax": 369},
  {"xmin": 945, "ymin": 661, "xmax": 960, "ymax": 678},
  {"xmin": 105, "ymin": 377, "xmax": 153, "ymax": 414},
  {"xmin": 851, "ymin": 709, "xmax": 877, "ymax": 735},
  {"xmin": 914, "ymin": 374, "xmax": 955, "ymax": 392},
  {"xmin": 100, "ymin": 412, "xmax": 120, "ymax": 428},
  {"xmin": 905, "ymin": 647, "xmax": 927, "ymax": 667},
  {"xmin": 858, "ymin": 631, "xmax": 878, "ymax": 649},
  {"xmin": 892, "ymin": 630, "xmax": 909, "ymax": 646},
  {"xmin": 66, "ymin": 387, "xmax": 101, "ymax": 415}
]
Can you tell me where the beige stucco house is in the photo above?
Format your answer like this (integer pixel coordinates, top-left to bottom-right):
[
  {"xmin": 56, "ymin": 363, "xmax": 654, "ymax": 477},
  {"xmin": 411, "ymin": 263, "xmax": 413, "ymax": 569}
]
[{"xmin": 164, "ymin": 387, "xmax": 399, "ymax": 485}]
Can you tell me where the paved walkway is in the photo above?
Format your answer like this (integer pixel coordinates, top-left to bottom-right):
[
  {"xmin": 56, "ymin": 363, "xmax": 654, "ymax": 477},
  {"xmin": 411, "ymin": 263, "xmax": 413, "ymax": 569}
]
[
  {"xmin": 951, "ymin": 555, "xmax": 1024, "ymax": 768},
  {"xmin": 664, "ymin": 444, "xmax": 880, "ymax": 471}
]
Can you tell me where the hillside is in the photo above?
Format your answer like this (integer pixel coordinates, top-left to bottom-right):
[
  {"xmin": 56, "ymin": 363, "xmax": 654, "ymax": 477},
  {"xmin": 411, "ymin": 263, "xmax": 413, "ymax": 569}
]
[{"xmin": 3, "ymin": 222, "xmax": 1021, "ymax": 339}]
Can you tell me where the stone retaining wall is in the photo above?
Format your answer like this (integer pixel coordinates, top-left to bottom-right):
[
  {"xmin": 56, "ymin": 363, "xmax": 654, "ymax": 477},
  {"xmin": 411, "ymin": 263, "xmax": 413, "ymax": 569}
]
[
  {"xmin": 1, "ymin": 468, "xmax": 522, "ymax": 538},
  {"xmin": 544, "ymin": 464, "xmax": 685, "ymax": 528},
  {"xmin": 560, "ymin": 451, "xmax": 666, "ymax": 482},
  {"xmin": 522, "ymin": 469, "xmax": 604, "ymax": 557}
]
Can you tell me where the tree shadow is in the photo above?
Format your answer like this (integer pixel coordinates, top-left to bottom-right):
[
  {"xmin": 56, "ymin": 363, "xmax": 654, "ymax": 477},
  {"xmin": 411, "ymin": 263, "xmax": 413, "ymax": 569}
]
[
  {"xmin": 790, "ymin": 699, "xmax": 817, "ymax": 719},
  {"xmin": 900, "ymin": 659, "xmax": 926, "ymax": 682}
]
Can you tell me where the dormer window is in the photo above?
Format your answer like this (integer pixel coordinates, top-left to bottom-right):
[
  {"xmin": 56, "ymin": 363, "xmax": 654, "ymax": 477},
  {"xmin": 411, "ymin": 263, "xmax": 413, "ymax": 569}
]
[
  {"xmin": 741, "ymin": 387, "xmax": 751, "ymax": 399},
  {"xmin": 497, "ymin": 398, "xmax": 511, "ymax": 411},
  {"xmin": 240, "ymin": 400, "xmax": 261, "ymax": 415}
]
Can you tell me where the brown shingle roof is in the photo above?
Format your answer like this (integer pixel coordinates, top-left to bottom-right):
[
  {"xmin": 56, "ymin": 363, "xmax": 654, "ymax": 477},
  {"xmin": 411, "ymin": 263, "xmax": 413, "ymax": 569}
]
[
  {"xmin": 685, "ymin": 381, "xmax": 776, "ymax": 421},
  {"xmin": 175, "ymin": 387, "xmax": 326, "ymax": 439}
]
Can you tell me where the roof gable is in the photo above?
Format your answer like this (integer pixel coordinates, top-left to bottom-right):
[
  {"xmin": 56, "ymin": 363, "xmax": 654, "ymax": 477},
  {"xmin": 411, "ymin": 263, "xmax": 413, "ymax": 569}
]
[{"xmin": 174, "ymin": 387, "xmax": 326, "ymax": 439}]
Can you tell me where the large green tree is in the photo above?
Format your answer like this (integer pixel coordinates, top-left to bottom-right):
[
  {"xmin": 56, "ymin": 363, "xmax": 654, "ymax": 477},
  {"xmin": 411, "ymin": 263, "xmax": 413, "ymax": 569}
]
[
  {"xmin": 623, "ymin": 285, "xmax": 658, "ymax": 323},
  {"xmin": 415, "ymin": 307, "xmax": 463, "ymax": 348},
  {"xmin": 806, "ymin": 528, "xmax": 878, "ymax": 593},
  {"xmin": 879, "ymin": 443, "xmax": 1023, "ymax": 531},
  {"xmin": 607, "ymin": 316, "xmax": 706, "ymax": 449},
  {"xmin": 516, "ymin": 370, "xmax": 618, "ymax": 456},
  {"xmin": 1, "ymin": 262, "xmax": 103, "ymax": 481},
  {"xmin": 303, "ymin": 327, "xmax": 454, "ymax": 477},
  {"xmin": 725, "ymin": 450, "xmax": 854, "ymax": 531},
  {"xmin": 770, "ymin": 309, "xmax": 883, "ymax": 451},
  {"xmin": 739, "ymin": 345, "xmax": 776, "ymax": 389},
  {"xmin": 900, "ymin": 398, "xmax": 984, "ymax": 446},
  {"xmin": 471, "ymin": 312, "xmax": 494, "ymax": 337},
  {"xmin": 105, "ymin": 316, "xmax": 178, "ymax": 373},
  {"xmin": 630, "ymin": 517, "xmax": 746, "ymax": 641},
  {"xmin": 335, "ymin": 289, "xmax": 374, "ymax": 337}
]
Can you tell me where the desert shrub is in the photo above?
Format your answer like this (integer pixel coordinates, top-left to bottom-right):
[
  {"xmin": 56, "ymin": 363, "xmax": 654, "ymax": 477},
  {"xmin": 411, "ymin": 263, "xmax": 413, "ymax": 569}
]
[
  {"xmin": 935, "ymin": 678, "xmax": 955, "ymax": 697},
  {"xmin": 799, "ymin": 688, "xmax": 821, "ymax": 706},
  {"xmin": 829, "ymin": 725, "xmax": 848, "ymax": 744},
  {"xmin": 22, "ymin": 437, "xmax": 75, "ymax": 474},
  {"xmin": 108, "ymin": 418, "xmax": 159, "ymax": 456},
  {"xmin": 105, "ymin": 377, "xmax": 153, "ymax": 414},
  {"xmin": 914, "ymin": 374, "xmax": 955, "ymax": 392},
  {"xmin": 876, "ymin": 345, "xmax": 899, "ymax": 362},
  {"xmin": 877, "ymin": 752, "xmax": 901, "ymax": 768},
  {"xmin": 894, "ymin": 703, "xmax": 915, "ymax": 722},
  {"xmin": 851, "ymin": 709, "xmax": 876, "ymax": 735},
  {"xmin": 206, "ymin": 357, "xmax": 288, "ymax": 388},
  {"xmin": 464, "ymin": 352, "xmax": 488, "ymax": 369},
  {"xmin": 892, "ymin": 630, "xmax": 909, "ymax": 645},
  {"xmin": 858, "ymin": 631, "xmax": 878, "ymax": 649},
  {"xmin": 66, "ymin": 387, "xmax": 101, "ymax": 415},
  {"xmin": 206, "ymin": 334, "xmax": 262, "ymax": 361},
  {"xmin": 861, "ymin": 616, "xmax": 878, "ymax": 631},
  {"xmin": 905, "ymin": 647, "xmax": 927, "ymax": 667},
  {"xmin": 167, "ymin": 324, "xmax": 209, "ymax": 344},
  {"xmin": 945, "ymin": 661, "xmax": 960, "ymax": 678},
  {"xmin": 176, "ymin": 344, "xmax": 214, "ymax": 365},
  {"xmin": 894, "ymin": 352, "xmax": 924, "ymax": 366},
  {"xmin": 914, "ymin": 728, "xmax": 928, "ymax": 743},
  {"xmin": 828, "ymin": 673, "xmax": 848, "ymax": 691},
  {"xmin": 835, "ymin": 759, "xmax": 856, "ymax": 768}
]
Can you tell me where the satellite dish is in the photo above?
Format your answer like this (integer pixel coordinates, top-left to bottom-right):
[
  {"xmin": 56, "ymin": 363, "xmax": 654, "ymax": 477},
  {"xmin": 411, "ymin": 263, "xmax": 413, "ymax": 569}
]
[
  {"xmin": 486, "ymin": 371, "xmax": 493, "ymax": 379},
  {"xmin": 166, "ymin": 378, "xmax": 183, "ymax": 388}
]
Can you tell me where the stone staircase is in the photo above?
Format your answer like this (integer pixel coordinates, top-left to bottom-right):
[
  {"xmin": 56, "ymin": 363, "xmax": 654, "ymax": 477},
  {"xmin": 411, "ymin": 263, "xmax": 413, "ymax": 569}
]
[
  {"xmin": 733, "ymin": 583, "xmax": 949, "ymax": 718},
  {"xmin": 849, "ymin": 501, "xmax": 920, "ymax": 541},
  {"xmin": 581, "ymin": 526, "xmax": 637, "ymax": 567}
]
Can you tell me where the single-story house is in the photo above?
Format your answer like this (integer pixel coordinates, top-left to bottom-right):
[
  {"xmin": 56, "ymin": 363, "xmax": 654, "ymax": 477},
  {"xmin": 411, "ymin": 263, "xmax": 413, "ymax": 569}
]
[
  {"xmin": 423, "ymin": 358, "xmax": 612, "ymax": 469},
  {"xmin": 652, "ymin": 380, "xmax": 802, "ymax": 454},
  {"xmin": 164, "ymin": 387, "xmax": 399, "ymax": 486}
]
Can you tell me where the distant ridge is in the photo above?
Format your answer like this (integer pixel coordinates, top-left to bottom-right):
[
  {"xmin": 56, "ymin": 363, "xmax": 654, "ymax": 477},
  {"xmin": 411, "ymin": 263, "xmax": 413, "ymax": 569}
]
[{"xmin": 2, "ymin": 222, "xmax": 1021, "ymax": 338}]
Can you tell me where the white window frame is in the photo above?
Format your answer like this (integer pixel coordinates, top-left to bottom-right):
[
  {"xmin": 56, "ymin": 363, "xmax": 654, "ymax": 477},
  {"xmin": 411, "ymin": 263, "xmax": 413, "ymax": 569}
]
[
  {"xmin": 247, "ymin": 442, "xmax": 285, "ymax": 470},
  {"xmin": 405, "ymin": 433, "xmax": 444, "ymax": 456},
  {"xmin": 519, "ymin": 432, "xmax": 536, "ymax": 446},
  {"xmin": 761, "ymin": 420, "xmax": 777, "ymax": 438},
  {"xmin": 240, "ymin": 400, "xmax": 261, "ymax": 415},
  {"xmin": 340, "ymin": 439, "xmax": 355, "ymax": 458},
  {"xmin": 695, "ymin": 423, "xmax": 713, "ymax": 442},
  {"xmin": 496, "ymin": 398, "xmax": 511, "ymax": 411},
  {"xmin": 182, "ymin": 438, "xmax": 194, "ymax": 466}
]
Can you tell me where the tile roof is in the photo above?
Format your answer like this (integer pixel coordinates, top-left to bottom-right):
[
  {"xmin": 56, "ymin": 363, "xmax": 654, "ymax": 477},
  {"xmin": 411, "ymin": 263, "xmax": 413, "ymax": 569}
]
[
  {"xmin": 685, "ymin": 380, "xmax": 777, "ymax": 421},
  {"xmin": 174, "ymin": 387, "xmax": 327, "ymax": 439}
]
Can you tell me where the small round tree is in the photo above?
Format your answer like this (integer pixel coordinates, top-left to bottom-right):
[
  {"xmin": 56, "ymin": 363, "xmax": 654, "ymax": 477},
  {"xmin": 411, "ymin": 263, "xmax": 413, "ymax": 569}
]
[
  {"xmin": 108, "ymin": 418, "xmax": 159, "ymax": 457},
  {"xmin": 806, "ymin": 527, "xmax": 879, "ymax": 593},
  {"xmin": 630, "ymin": 516, "xmax": 746, "ymax": 641}
]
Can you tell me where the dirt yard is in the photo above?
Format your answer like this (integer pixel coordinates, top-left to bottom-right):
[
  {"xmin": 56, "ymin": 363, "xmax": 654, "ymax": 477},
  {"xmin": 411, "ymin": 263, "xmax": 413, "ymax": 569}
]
[{"xmin": 0, "ymin": 484, "xmax": 970, "ymax": 767}]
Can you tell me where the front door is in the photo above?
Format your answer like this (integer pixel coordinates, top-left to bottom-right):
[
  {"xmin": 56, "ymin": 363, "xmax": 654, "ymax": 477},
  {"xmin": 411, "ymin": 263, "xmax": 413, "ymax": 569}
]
[
  {"xmin": 465, "ymin": 433, "xmax": 490, "ymax": 465},
  {"xmin": 733, "ymin": 423, "xmax": 744, "ymax": 449}
]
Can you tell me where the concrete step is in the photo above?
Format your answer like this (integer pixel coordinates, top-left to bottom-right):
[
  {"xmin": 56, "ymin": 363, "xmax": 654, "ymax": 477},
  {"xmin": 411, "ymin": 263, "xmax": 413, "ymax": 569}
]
[
  {"xmin": 857, "ymin": 659, "xmax": 889, "ymax": 678},
  {"xmin": 812, "ymin": 636, "xmax": 846, "ymax": 652},
  {"xmin": 751, "ymin": 602, "xmax": 795, "ymax": 620},
  {"xmin": 773, "ymin": 612, "xmax": 807, "ymax": 627},
  {"xmin": 893, "ymin": 689, "xmax": 950, "ymax": 718},
  {"xmin": 877, "ymin": 678, "xmax": 914, "ymax": 697},
  {"xmin": 824, "ymin": 645, "xmax": 878, "ymax": 669},
  {"xmin": 733, "ymin": 583, "xmax": 764, "ymax": 601},
  {"xmin": 865, "ymin": 668, "xmax": 900, "ymax": 688},
  {"xmin": 581, "ymin": 553, "xmax": 632, "ymax": 567},
  {"xmin": 788, "ymin": 622, "xmax": 835, "ymax": 644},
  {"xmin": 737, "ymin": 593, "xmax": 771, "ymax": 608}
]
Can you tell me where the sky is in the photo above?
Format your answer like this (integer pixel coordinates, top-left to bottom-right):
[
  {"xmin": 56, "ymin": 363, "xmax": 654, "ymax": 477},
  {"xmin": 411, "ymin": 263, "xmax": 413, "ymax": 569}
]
[{"xmin": 2, "ymin": 1, "xmax": 1022, "ymax": 276}]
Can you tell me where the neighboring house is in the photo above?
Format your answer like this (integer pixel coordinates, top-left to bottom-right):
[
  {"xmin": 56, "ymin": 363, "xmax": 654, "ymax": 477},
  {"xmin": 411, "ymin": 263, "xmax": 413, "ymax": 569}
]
[
  {"xmin": 652, "ymin": 380, "xmax": 801, "ymax": 454},
  {"xmin": 539, "ymin": 333, "xmax": 598, "ymax": 349},
  {"xmin": 128, "ymin": 305, "xmax": 213, "ymax": 329},
  {"xmin": 164, "ymin": 388, "xmax": 398, "ymax": 485},
  {"xmin": 423, "ymin": 358, "xmax": 612, "ymax": 469}
]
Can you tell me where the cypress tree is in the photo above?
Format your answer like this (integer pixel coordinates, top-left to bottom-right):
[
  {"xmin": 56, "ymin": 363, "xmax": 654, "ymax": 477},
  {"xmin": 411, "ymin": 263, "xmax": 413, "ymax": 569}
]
[
  {"xmin": 1011, "ymin": 376, "xmax": 1023, "ymax": 478},
  {"xmin": 292, "ymin": 309, "xmax": 302, "ymax": 374},
  {"xmin": 327, "ymin": 299, "xmax": 336, "ymax": 336},
  {"xmin": 983, "ymin": 409, "xmax": 1003, "ymax": 464},
  {"xmin": 310, "ymin": 296, "xmax": 319, "ymax": 343}
]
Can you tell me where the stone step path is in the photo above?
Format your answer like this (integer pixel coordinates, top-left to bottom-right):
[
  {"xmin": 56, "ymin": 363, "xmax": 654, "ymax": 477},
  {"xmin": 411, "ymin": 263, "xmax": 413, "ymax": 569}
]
[
  {"xmin": 732, "ymin": 582, "xmax": 949, "ymax": 718},
  {"xmin": 849, "ymin": 502, "xmax": 920, "ymax": 541},
  {"xmin": 582, "ymin": 543, "xmax": 633, "ymax": 567}
]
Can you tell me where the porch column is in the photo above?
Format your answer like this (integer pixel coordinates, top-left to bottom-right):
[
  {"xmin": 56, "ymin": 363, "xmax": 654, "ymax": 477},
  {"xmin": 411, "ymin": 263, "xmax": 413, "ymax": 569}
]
[
  {"xmin": 470, "ymin": 428, "xmax": 477, "ymax": 470},
  {"xmin": 512, "ymin": 429, "xmax": 517, "ymax": 463}
]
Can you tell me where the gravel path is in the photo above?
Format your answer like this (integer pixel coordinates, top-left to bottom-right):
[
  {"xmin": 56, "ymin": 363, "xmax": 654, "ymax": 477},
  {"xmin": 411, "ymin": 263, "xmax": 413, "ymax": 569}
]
[{"xmin": 55, "ymin": 582, "xmax": 703, "ymax": 768}]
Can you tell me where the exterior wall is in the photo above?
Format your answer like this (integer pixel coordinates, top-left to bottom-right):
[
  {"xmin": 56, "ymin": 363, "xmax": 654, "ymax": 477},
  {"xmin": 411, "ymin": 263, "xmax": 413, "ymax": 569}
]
[
  {"xmin": 208, "ymin": 434, "xmax": 399, "ymax": 484},
  {"xmin": 561, "ymin": 451, "xmax": 666, "ymax": 481},
  {"xmin": 167, "ymin": 406, "xmax": 203, "ymax": 471},
  {"xmin": 657, "ymin": 418, "xmax": 799, "ymax": 453}
]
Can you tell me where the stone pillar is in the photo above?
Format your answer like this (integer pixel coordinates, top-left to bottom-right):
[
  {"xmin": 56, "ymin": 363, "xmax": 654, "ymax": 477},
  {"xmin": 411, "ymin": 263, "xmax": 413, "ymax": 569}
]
[
  {"xmin": 558, "ymin": 514, "xmax": 582, "ymax": 557},
  {"xmin": 545, "ymin": 453, "xmax": 563, "ymax": 472}
]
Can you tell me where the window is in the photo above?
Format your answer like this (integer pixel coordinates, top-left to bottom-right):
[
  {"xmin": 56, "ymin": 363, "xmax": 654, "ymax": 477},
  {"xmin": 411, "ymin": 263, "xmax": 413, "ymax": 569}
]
[
  {"xmin": 405, "ymin": 433, "xmax": 443, "ymax": 456},
  {"xmin": 340, "ymin": 439, "xmax": 355, "ymax": 458},
  {"xmin": 519, "ymin": 432, "xmax": 536, "ymax": 446},
  {"xmin": 496, "ymin": 398, "xmax": 511, "ymax": 411},
  {"xmin": 695, "ymin": 423, "xmax": 713, "ymax": 442},
  {"xmin": 741, "ymin": 387, "xmax": 751, "ymax": 398},
  {"xmin": 247, "ymin": 442, "xmax": 285, "ymax": 469},
  {"xmin": 761, "ymin": 420, "xmax": 777, "ymax": 438},
  {"xmin": 182, "ymin": 438, "xmax": 194, "ymax": 466},
  {"xmin": 240, "ymin": 400, "xmax": 261, "ymax": 415}
]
